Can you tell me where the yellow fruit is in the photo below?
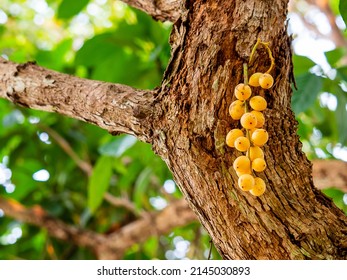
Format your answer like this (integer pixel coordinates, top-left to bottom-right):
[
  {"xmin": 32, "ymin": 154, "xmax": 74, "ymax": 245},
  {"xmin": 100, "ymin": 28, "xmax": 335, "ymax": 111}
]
[
  {"xmin": 240, "ymin": 112, "xmax": 257, "ymax": 129},
  {"xmin": 238, "ymin": 174, "xmax": 255, "ymax": 191},
  {"xmin": 252, "ymin": 158, "xmax": 267, "ymax": 172},
  {"xmin": 226, "ymin": 129, "xmax": 244, "ymax": 147},
  {"xmin": 251, "ymin": 110, "xmax": 265, "ymax": 128},
  {"xmin": 251, "ymin": 129, "xmax": 269, "ymax": 146},
  {"xmin": 234, "ymin": 136, "xmax": 250, "ymax": 152},
  {"xmin": 259, "ymin": 73, "xmax": 274, "ymax": 89},
  {"xmin": 248, "ymin": 72, "xmax": 262, "ymax": 87},
  {"xmin": 236, "ymin": 169, "xmax": 251, "ymax": 177},
  {"xmin": 250, "ymin": 96, "xmax": 267, "ymax": 111},
  {"xmin": 248, "ymin": 146, "xmax": 264, "ymax": 161},
  {"xmin": 233, "ymin": 156, "xmax": 251, "ymax": 173},
  {"xmin": 229, "ymin": 100, "xmax": 245, "ymax": 120},
  {"xmin": 234, "ymin": 83, "xmax": 252, "ymax": 101},
  {"xmin": 250, "ymin": 177, "xmax": 266, "ymax": 196}
]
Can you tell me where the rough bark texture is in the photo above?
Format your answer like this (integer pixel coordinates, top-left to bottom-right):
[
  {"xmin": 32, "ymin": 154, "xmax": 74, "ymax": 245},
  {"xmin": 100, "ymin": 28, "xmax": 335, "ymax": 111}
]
[
  {"xmin": 1, "ymin": 0, "xmax": 347, "ymax": 260},
  {"xmin": 150, "ymin": 0, "xmax": 347, "ymax": 259},
  {"xmin": 121, "ymin": 0, "xmax": 183, "ymax": 22},
  {"xmin": 0, "ymin": 59, "xmax": 155, "ymax": 143}
]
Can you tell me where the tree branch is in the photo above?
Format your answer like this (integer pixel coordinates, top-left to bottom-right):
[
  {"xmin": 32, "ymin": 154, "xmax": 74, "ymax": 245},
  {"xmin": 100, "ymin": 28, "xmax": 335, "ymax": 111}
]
[
  {"xmin": 0, "ymin": 196, "xmax": 196, "ymax": 259},
  {"xmin": 121, "ymin": 0, "xmax": 183, "ymax": 22},
  {"xmin": 0, "ymin": 197, "xmax": 107, "ymax": 251},
  {"xmin": 312, "ymin": 159, "xmax": 347, "ymax": 193},
  {"xmin": 0, "ymin": 58, "xmax": 156, "ymax": 143}
]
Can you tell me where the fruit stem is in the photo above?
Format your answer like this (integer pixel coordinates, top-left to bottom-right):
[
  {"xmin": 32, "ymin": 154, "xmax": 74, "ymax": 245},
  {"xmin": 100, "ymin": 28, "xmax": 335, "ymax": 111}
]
[
  {"xmin": 261, "ymin": 42, "xmax": 275, "ymax": 73},
  {"xmin": 243, "ymin": 63, "xmax": 249, "ymax": 85},
  {"xmin": 248, "ymin": 39, "xmax": 275, "ymax": 74},
  {"xmin": 249, "ymin": 38, "xmax": 261, "ymax": 65}
]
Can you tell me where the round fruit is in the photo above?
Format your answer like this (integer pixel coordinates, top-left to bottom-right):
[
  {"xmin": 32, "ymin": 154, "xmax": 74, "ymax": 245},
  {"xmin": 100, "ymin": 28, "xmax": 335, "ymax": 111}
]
[
  {"xmin": 251, "ymin": 129, "xmax": 269, "ymax": 146},
  {"xmin": 233, "ymin": 156, "xmax": 251, "ymax": 173},
  {"xmin": 234, "ymin": 83, "xmax": 252, "ymax": 101},
  {"xmin": 234, "ymin": 136, "xmax": 250, "ymax": 152},
  {"xmin": 259, "ymin": 73, "xmax": 274, "ymax": 89},
  {"xmin": 252, "ymin": 158, "xmax": 267, "ymax": 172},
  {"xmin": 250, "ymin": 96, "xmax": 267, "ymax": 111},
  {"xmin": 248, "ymin": 72, "xmax": 262, "ymax": 87},
  {"xmin": 229, "ymin": 100, "xmax": 245, "ymax": 120},
  {"xmin": 236, "ymin": 169, "xmax": 251, "ymax": 177},
  {"xmin": 251, "ymin": 110, "xmax": 265, "ymax": 128},
  {"xmin": 250, "ymin": 177, "xmax": 266, "ymax": 196},
  {"xmin": 248, "ymin": 146, "xmax": 264, "ymax": 161},
  {"xmin": 240, "ymin": 112, "xmax": 257, "ymax": 129},
  {"xmin": 226, "ymin": 129, "xmax": 244, "ymax": 148},
  {"xmin": 238, "ymin": 174, "xmax": 255, "ymax": 191}
]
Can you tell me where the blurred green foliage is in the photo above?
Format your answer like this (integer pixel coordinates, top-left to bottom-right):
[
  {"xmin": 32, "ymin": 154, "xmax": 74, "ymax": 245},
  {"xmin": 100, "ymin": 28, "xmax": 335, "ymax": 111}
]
[{"xmin": 0, "ymin": 0, "xmax": 346, "ymax": 260}]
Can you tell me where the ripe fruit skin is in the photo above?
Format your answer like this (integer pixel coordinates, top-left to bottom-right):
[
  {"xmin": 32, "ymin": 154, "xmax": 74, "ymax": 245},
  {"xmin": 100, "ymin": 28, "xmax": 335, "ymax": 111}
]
[
  {"xmin": 229, "ymin": 100, "xmax": 245, "ymax": 120},
  {"xmin": 234, "ymin": 136, "xmax": 250, "ymax": 152},
  {"xmin": 233, "ymin": 156, "xmax": 251, "ymax": 173},
  {"xmin": 251, "ymin": 129, "xmax": 269, "ymax": 146},
  {"xmin": 234, "ymin": 83, "xmax": 252, "ymax": 101},
  {"xmin": 238, "ymin": 174, "xmax": 255, "ymax": 191},
  {"xmin": 248, "ymin": 72, "xmax": 262, "ymax": 87},
  {"xmin": 248, "ymin": 146, "xmax": 264, "ymax": 161},
  {"xmin": 240, "ymin": 113, "xmax": 257, "ymax": 129},
  {"xmin": 226, "ymin": 129, "xmax": 244, "ymax": 147},
  {"xmin": 236, "ymin": 169, "xmax": 251, "ymax": 177},
  {"xmin": 250, "ymin": 96, "xmax": 267, "ymax": 111},
  {"xmin": 259, "ymin": 73, "xmax": 274, "ymax": 89},
  {"xmin": 251, "ymin": 110, "xmax": 265, "ymax": 128},
  {"xmin": 250, "ymin": 177, "xmax": 266, "ymax": 196},
  {"xmin": 252, "ymin": 158, "xmax": 267, "ymax": 172}
]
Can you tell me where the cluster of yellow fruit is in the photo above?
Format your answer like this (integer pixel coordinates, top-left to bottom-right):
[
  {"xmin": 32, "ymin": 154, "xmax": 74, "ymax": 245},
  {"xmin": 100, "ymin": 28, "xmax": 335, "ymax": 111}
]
[{"xmin": 226, "ymin": 72, "xmax": 274, "ymax": 196}]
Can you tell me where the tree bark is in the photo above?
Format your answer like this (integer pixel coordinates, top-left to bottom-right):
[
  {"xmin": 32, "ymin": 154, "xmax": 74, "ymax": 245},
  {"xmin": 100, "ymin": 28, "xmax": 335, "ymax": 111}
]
[
  {"xmin": 150, "ymin": 0, "xmax": 347, "ymax": 259},
  {"xmin": 1, "ymin": 0, "xmax": 347, "ymax": 260}
]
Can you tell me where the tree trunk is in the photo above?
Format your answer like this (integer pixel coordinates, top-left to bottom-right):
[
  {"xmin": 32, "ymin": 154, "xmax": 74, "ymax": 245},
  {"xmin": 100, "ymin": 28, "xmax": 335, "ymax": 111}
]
[
  {"xmin": 150, "ymin": 0, "xmax": 347, "ymax": 259},
  {"xmin": 1, "ymin": 0, "xmax": 347, "ymax": 260}
]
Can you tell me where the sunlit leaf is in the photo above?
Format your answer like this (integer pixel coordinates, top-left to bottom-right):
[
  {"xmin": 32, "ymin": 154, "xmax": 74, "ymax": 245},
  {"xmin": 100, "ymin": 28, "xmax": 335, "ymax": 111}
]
[
  {"xmin": 339, "ymin": 0, "xmax": 347, "ymax": 27},
  {"xmin": 292, "ymin": 73, "xmax": 323, "ymax": 114},
  {"xmin": 57, "ymin": 0, "xmax": 90, "ymax": 19},
  {"xmin": 292, "ymin": 55, "xmax": 315, "ymax": 76},
  {"xmin": 87, "ymin": 156, "xmax": 113, "ymax": 213},
  {"xmin": 98, "ymin": 135, "xmax": 137, "ymax": 157}
]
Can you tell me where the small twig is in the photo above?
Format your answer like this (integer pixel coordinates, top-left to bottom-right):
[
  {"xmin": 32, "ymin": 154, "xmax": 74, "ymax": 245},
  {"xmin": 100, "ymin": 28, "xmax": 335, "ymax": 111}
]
[
  {"xmin": 104, "ymin": 192, "xmax": 147, "ymax": 218},
  {"xmin": 208, "ymin": 239, "xmax": 213, "ymax": 260},
  {"xmin": 38, "ymin": 124, "xmax": 93, "ymax": 176}
]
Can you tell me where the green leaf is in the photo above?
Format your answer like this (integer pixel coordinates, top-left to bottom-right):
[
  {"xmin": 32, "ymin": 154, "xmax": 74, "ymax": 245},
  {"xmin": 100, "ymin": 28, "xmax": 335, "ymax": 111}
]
[
  {"xmin": 57, "ymin": 0, "xmax": 90, "ymax": 19},
  {"xmin": 335, "ymin": 88, "xmax": 347, "ymax": 145},
  {"xmin": 87, "ymin": 156, "xmax": 113, "ymax": 213},
  {"xmin": 98, "ymin": 135, "xmax": 137, "ymax": 157},
  {"xmin": 292, "ymin": 73, "xmax": 323, "ymax": 115},
  {"xmin": 292, "ymin": 55, "xmax": 315, "ymax": 76},
  {"xmin": 339, "ymin": 0, "xmax": 347, "ymax": 27},
  {"xmin": 133, "ymin": 167, "xmax": 152, "ymax": 209},
  {"xmin": 325, "ymin": 48, "xmax": 346, "ymax": 67}
]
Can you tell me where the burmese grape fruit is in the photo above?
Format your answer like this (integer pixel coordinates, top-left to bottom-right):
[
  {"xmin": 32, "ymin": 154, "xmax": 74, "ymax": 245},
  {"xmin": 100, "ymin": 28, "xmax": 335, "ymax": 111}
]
[
  {"xmin": 252, "ymin": 158, "xmax": 267, "ymax": 172},
  {"xmin": 248, "ymin": 146, "xmax": 264, "ymax": 161},
  {"xmin": 250, "ymin": 177, "xmax": 266, "ymax": 196},
  {"xmin": 259, "ymin": 73, "xmax": 274, "ymax": 89},
  {"xmin": 251, "ymin": 129, "xmax": 269, "ymax": 147},
  {"xmin": 250, "ymin": 96, "xmax": 267, "ymax": 111},
  {"xmin": 238, "ymin": 174, "xmax": 255, "ymax": 191},
  {"xmin": 233, "ymin": 156, "xmax": 251, "ymax": 173},
  {"xmin": 251, "ymin": 110, "xmax": 265, "ymax": 128},
  {"xmin": 229, "ymin": 100, "xmax": 245, "ymax": 120},
  {"xmin": 227, "ymin": 43, "xmax": 274, "ymax": 196},
  {"xmin": 240, "ymin": 112, "xmax": 257, "ymax": 129},
  {"xmin": 234, "ymin": 83, "xmax": 252, "ymax": 101},
  {"xmin": 234, "ymin": 136, "xmax": 250, "ymax": 152},
  {"xmin": 248, "ymin": 72, "xmax": 262, "ymax": 87},
  {"xmin": 226, "ymin": 129, "xmax": 244, "ymax": 148}
]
